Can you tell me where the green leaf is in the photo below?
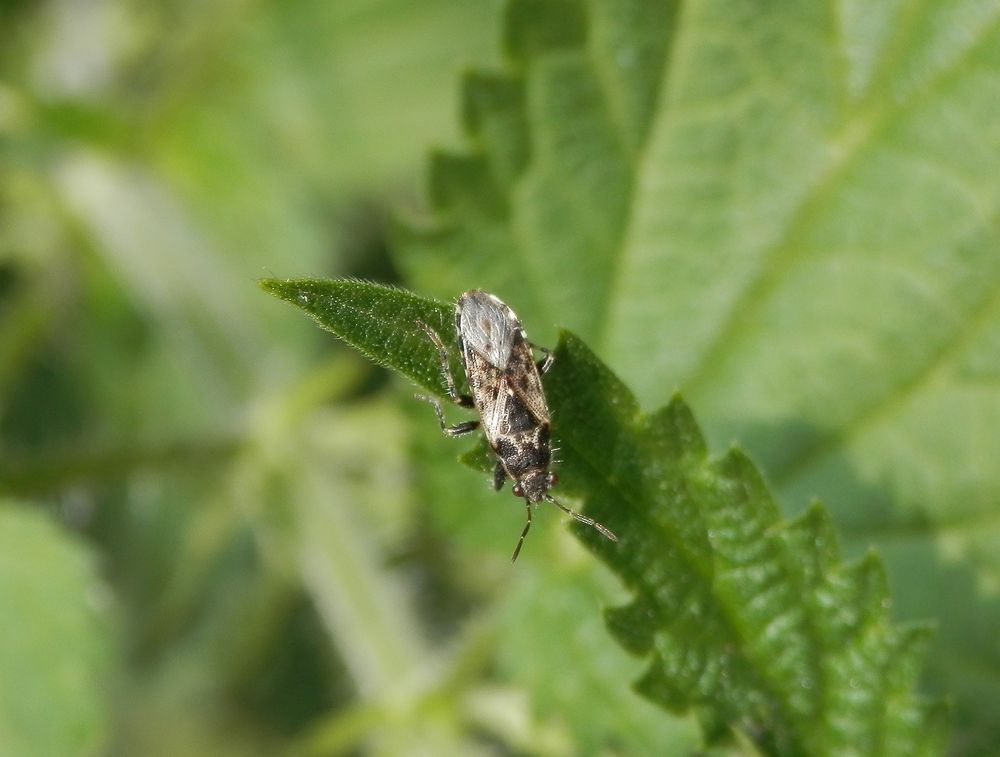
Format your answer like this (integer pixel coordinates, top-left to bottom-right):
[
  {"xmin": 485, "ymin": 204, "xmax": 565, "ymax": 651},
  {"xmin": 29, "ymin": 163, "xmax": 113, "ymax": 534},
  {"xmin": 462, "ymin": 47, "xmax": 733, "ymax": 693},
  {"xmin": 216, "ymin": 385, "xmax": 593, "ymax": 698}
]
[
  {"xmin": 259, "ymin": 278, "xmax": 454, "ymax": 397},
  {"xmin": 549, "ymin": 332, "xmax": 945, "ymax": 755},
  {"xmin": 0, "ymin": 503, "xmax": 113, "ymax": 757},
  {"xmin": 263, "ymin": 279, "xmax": 944, "ymax": 753},
  {"xmin": 391, "ymin": 0, "xmax": 1000, "ymax": 749}
]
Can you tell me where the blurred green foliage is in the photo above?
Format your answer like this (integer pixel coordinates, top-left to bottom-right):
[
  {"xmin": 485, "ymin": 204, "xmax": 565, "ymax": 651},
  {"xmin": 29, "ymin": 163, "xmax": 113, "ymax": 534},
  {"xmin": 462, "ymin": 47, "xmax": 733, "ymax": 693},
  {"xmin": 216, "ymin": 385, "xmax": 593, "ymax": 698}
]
[{"xmin": 3, "ymin": 0, "xmax": 1000, "ymax": 755}]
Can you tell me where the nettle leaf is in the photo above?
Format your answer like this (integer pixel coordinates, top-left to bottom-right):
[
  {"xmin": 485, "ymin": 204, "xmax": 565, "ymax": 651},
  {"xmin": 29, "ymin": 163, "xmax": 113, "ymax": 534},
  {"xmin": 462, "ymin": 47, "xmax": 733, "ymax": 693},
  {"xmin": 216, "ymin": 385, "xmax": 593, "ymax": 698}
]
[
  {"xmin": 261, "ymin": 279, "xmax": 945, "ymax": 754},
  {"xmin": 259, "ymin": 278, "xmax": 454, "ymax": 396},
  {"xmin": 548, "ymin": 332, "xmax": 944, "ymax": 756},
  {"xmin": 390, "ymin": 0, "xmax": 1000, "ymax": 749}
]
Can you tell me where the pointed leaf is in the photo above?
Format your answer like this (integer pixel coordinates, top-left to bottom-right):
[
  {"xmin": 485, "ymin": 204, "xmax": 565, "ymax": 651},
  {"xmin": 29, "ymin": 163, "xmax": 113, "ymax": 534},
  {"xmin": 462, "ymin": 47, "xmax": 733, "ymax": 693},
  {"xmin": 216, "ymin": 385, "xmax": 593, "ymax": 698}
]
[
  {"xmin": 259, "ymin": 278, "xmax": 454, "ymax": 396},
  {"xmin": 265, "ymin": 281, "xmax": 943, "ymax": 753}
]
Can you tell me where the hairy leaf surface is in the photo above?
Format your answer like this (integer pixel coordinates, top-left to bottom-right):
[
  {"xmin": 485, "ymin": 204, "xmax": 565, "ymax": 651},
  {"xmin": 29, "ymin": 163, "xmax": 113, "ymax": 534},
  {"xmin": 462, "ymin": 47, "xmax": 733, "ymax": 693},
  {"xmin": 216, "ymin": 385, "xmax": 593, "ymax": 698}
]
[
  {"xmin": 263, "ymin": 279, "xmax": 944, "ymax": 754},
  {"xmin": 392, "ymin": 0, "xmax": 1000, "ymax": 748}
]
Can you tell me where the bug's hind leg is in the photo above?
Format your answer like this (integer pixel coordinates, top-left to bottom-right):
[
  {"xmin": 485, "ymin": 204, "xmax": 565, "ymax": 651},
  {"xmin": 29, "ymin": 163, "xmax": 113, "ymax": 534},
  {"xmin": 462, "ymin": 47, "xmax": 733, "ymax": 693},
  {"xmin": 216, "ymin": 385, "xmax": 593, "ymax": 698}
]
[
  {"xmin": 415, "ymin": 394, "xmax": 479, "ymax": 437},
  {"xmin": 416, "ymin": 319, "xmax": 474, "ymax": 408}
]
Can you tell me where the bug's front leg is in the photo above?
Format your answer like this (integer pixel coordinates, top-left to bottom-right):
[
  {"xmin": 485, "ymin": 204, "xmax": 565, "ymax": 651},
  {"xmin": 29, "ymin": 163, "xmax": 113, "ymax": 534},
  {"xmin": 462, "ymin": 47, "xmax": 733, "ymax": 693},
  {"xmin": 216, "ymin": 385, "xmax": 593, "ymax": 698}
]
[{"xmin": 416, "ymin": 319, "xmax": 474, "ymax": 408}]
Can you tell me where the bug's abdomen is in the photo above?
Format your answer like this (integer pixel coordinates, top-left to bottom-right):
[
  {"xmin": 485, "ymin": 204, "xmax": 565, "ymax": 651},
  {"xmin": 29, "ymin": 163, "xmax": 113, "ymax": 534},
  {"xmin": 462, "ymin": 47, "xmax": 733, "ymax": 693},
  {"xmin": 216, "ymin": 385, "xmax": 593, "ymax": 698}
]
[{"xmin": 494, "ymin": 423, "xmax": 550, "ymax": 480}]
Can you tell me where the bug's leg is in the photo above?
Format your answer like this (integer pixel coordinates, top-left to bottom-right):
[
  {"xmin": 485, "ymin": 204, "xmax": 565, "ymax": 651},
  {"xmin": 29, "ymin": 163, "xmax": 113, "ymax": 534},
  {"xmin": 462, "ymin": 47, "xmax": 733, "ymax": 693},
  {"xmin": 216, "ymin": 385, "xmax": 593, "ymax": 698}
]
[
  {"xmin": 415, "ymin": 394, "xmax": 480, "ymax": 437},
  {"xmin": 511, "ymin": 500, "xmax": 533, "ymax": 562},
  {"xmin": 492, "ymin": 461, "xmax": 507, "ymax": 491},
  {"xmin": 416, "ymin": 319, "xmax": 474, "ymax": 408},
  {"xmin": 530, "ymin": 342, "xmax": 554, "ymax": 375},
  {"xmin": 545, "ymin": 495, "xmax": 619, "ymax": 542}
]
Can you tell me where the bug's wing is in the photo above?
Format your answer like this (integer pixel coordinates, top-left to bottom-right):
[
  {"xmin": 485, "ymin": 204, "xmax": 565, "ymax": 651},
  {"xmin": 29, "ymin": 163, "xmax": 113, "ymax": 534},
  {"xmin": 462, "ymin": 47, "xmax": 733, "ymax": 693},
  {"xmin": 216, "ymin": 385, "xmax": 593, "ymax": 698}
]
[
  {"xmin": 466, "ymin": 349, "xmax": 546, "ymax": 441},
  {"xmin": 480, "ymin": 380, "xmax": 516, "ymax": 442},
  {"xmin": 461, "ymin": 350, "xmax": 510, "ymax": 441},
  {"xmin": 457, "ymin": 291, "xmax": 518, "ymax": 368},
  {"xmin": 505, "ymin": 339, "xmax": 550, "ymax": 424}
]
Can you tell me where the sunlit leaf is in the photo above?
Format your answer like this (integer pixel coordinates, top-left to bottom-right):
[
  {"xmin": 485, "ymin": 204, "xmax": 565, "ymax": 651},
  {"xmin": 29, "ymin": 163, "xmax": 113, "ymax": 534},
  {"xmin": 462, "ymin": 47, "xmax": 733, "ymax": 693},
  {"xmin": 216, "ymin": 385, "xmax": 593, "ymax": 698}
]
[
  {"xmin": 393, "ymin": 0, "xmax": 1000, "ymax": 749},
  {"xmin": 266, "ymin": 278, "xmax": 945, "ymax": 753}
]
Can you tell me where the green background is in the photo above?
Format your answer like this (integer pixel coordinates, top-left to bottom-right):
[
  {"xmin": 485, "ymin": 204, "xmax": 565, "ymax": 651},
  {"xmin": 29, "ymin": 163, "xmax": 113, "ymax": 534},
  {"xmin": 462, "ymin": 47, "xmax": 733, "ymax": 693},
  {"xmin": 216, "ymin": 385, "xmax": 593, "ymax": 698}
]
[{"xmin": 2, "ymin": 0, "xmax": 999, "ymax": 754}]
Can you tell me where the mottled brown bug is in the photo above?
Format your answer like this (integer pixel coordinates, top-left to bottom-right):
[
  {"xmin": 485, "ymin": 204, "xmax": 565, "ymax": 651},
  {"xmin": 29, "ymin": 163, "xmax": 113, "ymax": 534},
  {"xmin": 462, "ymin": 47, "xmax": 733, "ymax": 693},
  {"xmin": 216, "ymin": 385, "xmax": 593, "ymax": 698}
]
[{"xmin": 416, "ymin": 290, "xmax": 618, "ymax": 561}]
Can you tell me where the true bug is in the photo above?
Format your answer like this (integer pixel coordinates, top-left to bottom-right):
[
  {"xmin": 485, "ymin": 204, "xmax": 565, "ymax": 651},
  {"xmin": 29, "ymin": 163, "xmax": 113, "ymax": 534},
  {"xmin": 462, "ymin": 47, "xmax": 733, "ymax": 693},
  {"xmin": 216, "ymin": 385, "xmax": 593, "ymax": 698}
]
[{"xmin": 416, "ymin": 290, "xmax": 618, "ymax": 561}]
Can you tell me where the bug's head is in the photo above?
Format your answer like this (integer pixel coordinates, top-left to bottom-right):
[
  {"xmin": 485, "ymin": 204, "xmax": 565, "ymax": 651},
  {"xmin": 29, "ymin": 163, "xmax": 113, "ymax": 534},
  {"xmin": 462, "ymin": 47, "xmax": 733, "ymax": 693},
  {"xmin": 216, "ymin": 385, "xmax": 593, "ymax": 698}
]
[{"xmin": 512, "ymin": 470, "xmax": 558, "ymax": 503}]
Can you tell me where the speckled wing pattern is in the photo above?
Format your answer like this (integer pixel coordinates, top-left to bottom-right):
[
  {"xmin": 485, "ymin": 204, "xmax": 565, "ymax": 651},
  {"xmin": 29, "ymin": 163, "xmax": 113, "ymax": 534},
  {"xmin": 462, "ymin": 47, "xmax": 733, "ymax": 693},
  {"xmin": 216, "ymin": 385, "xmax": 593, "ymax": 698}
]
[
  {"xmin": 456, "ymin": 291, "xmax": 549, "ymax": 447},
  {"xmin": 456, "ymin": 290, "xmax": 517, "ymax": 368}
]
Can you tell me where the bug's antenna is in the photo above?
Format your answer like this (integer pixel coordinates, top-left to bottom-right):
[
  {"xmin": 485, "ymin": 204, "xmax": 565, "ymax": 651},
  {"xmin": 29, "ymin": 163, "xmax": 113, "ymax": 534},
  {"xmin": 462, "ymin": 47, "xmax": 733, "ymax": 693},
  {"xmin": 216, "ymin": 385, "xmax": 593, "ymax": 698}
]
[
  {"xmin": 511, "ymin": 500, "xmax": 533, "ymax": 562},
  {"xmin": 544, "ymin": 495, "xmax": 618, "ymax": 543}
]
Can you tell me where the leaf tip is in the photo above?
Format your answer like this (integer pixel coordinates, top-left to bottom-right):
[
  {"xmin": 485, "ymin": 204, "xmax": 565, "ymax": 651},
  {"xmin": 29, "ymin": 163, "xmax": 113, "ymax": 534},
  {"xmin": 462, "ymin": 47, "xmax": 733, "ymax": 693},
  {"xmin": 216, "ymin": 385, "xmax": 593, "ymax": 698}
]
[
  {"xmin": 257, "ymin": 276, "xmax": 283, "ymax": 295},
  {"xmin": 258, "ymin": 277, "xmax": 314, "ymax": 306}
]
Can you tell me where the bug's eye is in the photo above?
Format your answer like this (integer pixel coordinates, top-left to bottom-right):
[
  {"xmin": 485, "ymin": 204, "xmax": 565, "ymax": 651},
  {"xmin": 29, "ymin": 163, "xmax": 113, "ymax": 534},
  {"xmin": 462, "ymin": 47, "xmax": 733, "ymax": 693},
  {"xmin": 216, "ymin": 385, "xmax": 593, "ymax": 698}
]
[
  {"xmin": 512, "ymin": 483, "xmax": 524, "ymax": 497},
  {"xmin": 547, "ymin": 472, "xmax": 558, "ymax": 487}
]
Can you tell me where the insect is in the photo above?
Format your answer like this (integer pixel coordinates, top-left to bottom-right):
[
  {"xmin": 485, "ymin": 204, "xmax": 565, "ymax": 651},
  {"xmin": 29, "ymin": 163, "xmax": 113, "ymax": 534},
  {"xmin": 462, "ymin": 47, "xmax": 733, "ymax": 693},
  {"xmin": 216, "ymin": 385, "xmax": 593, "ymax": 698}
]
[{"xmin": 416, "ymin": 290, "xmax": 618, "ymax": 561}]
